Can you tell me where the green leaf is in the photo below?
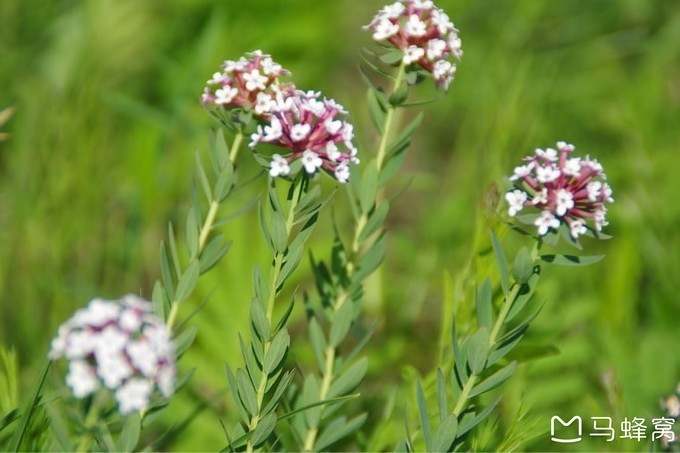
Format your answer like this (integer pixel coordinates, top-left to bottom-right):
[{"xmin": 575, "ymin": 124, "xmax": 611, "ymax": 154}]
[
  {"xmin": 236, "ymin": 368, "xmax": 258, "ymax": 417},
  {"xmin": 506, "ymin": 272, "xmax": 539, "ymax": 322},
  {"xmin": 415, "ymin": 380, "xmax": 432, "ymax": 452},
  {"xmin": 329, "ymin": 301, "xmax": 354, "ymax": 347},
  {"xmin": 294, "ymin": 184, "xmax": 321, "ymax": 213},
  {"xmin": 457, "ymin": 396, "xmax": 502, "ymax": 437},
  {"xmin": 250, "ymin": 299, "xmax": 270, "ymax": 340},
  {"xmin": 360, "ymin": 161, "xmax": 379, "ymax": 213},
  {"xmin": 386, "ymin": 112, "xmax": 424, "ymax": 156},
  {"xmin": 239, "ymin": 336, "xmax": 262, "ymax": 388},
  {"xmin": 540, "ymin": 254, "xmax": 605, "ymax": 266},
  {"xmin": 174, "ymin": 324, "xmax": 198, "ymax": 358},
  {"xmin": 167, "ymin": 223, "xmax": 182, "ymax": 278},
  {"xmin": 214, "ymin": 129, "xmax": 229, "ymax": 171},
  {"xmin": 476, "ymin": 278, "xmax": 493, "ymax": 330},
  {"xmin": 315, "ymin": 414, "xmax": 367, "ymax": 451},
  {"xmin": 367, "ymin": 88, "xmax": 387, "ymax": 134},
  {"xmin": 512, "ymin": 247, "xmax": 534, "ymax": 284},
  {"xmin": 469, "ymin": 361, "xmax": 517, "ymax": 398},
  {"xmin": 359, "ymin": 201, "xmax": 389, "ymax": 242},
  {"xmin": 9, "ymin": 358, "xmax": 50, "ymax": 451},
  {"xmin": 432, "ymin": 414, "xmax": 458, "ymax": 452},
  {"xmin": 259, "ymin": 202, "xmax": 274, "ymax": 254},
  {"xmin": 274, "ymin": 291, "xmax": 297, "ymax": 333},
  {"xmin": 225, "ymin": 365, "xmax": 249, "ymax": 424},
  {"xmin": 328, "ymin": 357, "xmax": 368, "ymax": 398},
  {"xmin": 160, "ymin": 241, "xmax": 175, "ymax": 301},
  {"xmin": 199, "ymin": 236, "xmax": 231, "ymax": 274},
  {"xmin": 467, "ymin": 328, "xmax": 489, "ymax": 375},
  {"xmin": 152, "ymin": 281, "xmax": 168, "ymax": 320},
  {"xmin": 175, "ymin": 260, "xmax": 199, "ymax": 302},
  {"xmin": 436, "ymin": 369, "xmax": 448, "ymax": 423},
  {"xmin": 379, "ymin": 139, "xmax": 410, "ymax": 186},
  {"xmin": 263, "ymin": 329, "xmax": 289, "ymax": 374},
  {"xmin": 186, "ymin": 207, "xmax": 199, "ymax": 259},
  {"xmin": 379, "ymin": 49, "xmax": 404, "ymax": 65},
  {"xmin": 389, "ymin": 79, "xmax": 408, "ymax": 106},
  {"xmin": 269, "ymin": 209, "xmax": 288, "ymax": 254},
  {"xmin": 451, "ymin": 314, "xmax": 467, "ymax": 383},
  {"xmin": 490, "ymin": 231, "xmax": 510, "ymax": 298},
  {"xmin": 261, "ymin": 371, "xmax": 294, "ymax": 416},
  {"xmin": 214, "ymin": 159, "xmax": 235, "ymax": 202},
  {"xmin": 194, "ymin": 150, "xmax": 212, "ymax": 202},
  {"xmin": 302, "ymin": 374, "xmax": 322, "ymax": 429},
  {"xmin": 309, "ymin": 318, "xmax": 327, "ymax": 371},
  {"xmin": 116, "ymin": 413, "xmax": 141, "ymax": 452},
  {"xmin": 353, "ymin": 232, "xmax": 387, "ymax": 282},
  {"xmin": 250, "ymin": 413, "xmax": 276, "ymax": 447}
]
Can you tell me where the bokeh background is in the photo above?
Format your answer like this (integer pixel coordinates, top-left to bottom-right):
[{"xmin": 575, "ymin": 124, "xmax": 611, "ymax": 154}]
[{"xmin": 1, "ymin": 0, "xmax": 679, "ymax": 450}]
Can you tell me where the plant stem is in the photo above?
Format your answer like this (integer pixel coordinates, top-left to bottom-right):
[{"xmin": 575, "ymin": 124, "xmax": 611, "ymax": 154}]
[
  {"xmin": 165, "ymin": 131, "xmax": 243, "ymax": 332},
  {"xmin": 247, "ymin": 177, "xmax": 304, "ymax": 453},
  {"xmin": 452, "ymin": 283, "xmax": 521, "ymax": 417},
  {"xmin": 302, "ymin": 64, "xmax": 406, "ymax": 452}
]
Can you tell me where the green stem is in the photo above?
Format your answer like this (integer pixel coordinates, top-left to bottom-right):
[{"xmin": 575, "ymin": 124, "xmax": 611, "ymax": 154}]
[
  {"xmin": 302, "ymin": 65, "xmax": 407, "ymax": 452},
  {"xmin": 165, "ymin": 131, "xmax": 243, "ymax": 332},
  {"xmin": 453, "ymin": 283, "xmax": 521, "ymax": 417},
  {"xmin": 247, "ymin": 176, "xmax": 304, "ymax": 453}
]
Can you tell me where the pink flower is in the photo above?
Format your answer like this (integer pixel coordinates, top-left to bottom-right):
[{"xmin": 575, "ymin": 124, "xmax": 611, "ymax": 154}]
[
  {"xmin": 249, "ymin": 88, "xmax": 359, "ymax": 183},
  {"xmin": 201, "ymin": 50, "xmax": 291, "ymax": 115},
  {"xmin": 364, "ymin": 0, "xmax": 462, "ymax": 90},
  {"xmin": 505, "ymin": 142, "xmax": 614, "ymax": 239}
]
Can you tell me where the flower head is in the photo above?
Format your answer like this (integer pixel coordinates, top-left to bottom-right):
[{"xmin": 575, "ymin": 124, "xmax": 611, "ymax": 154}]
[
  {"xmin": 202, "ymin": 50, "xmax": 291, "ymax": 115},
  {"xmin": 364, "ymin": 0, "xmax": 462, "ymax": 90},
  {"xmin": 50, "ymin": 295, "xmax": 176, "ymax": 414},
  {"xmin": 505, "ymin": 141, "xmax": 614, "ymax": 239},
  {"xmin": 249, "ymin": 88, "xmax": 359, "ymax": 183}
]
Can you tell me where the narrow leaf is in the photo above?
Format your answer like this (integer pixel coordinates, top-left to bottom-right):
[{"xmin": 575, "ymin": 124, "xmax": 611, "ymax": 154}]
[
  {"xmin": 490, "ymin": 231, "xmax": 510, "ymax": 297},
  {"xmin": 328, "ymin": 357, "xmax": 368, "ymax": 398},
  {"xmin": 512, "ymin": 247, "xmax": 534, "ymax": 284},
  {"xmin": 540, "ymin": 254, "xmax": 605, "ymax": 266},
  {"xmin": 250, "ymin": 413, "xmax": 276, "ymax": 447},
  {"xmin": 116, "ymin": 413, "xmax": 141, "ymax": 452},
  {"xmin": 432, "ymin": 414, "xmax": 458, "ymax": 452},
  {"xmin": 469, "ymin": 361, "xmax": 517, "ymax": 398},
  {"xmin": 263, "ymin": 329, "xmax": 289, "ymax": 374},
  {"xmin": 175, "ymin": 260, "xmax": 199, "ymax": 302},
  {"xmin": 467, "ymin": 328, "xmax": 489, "ymax": 375},
  {"xmin": 315, "ymin": 413, "xmax": 367, "ymax": 451},
  {"xmin": 415, "ymin": 380, "xmax": 432, "ymax": 452},
  {"xmin": 329, "ymin": 301, "xmax": 354, "ymax": 347},
  {"xmin": 476, "ymin": 278, "xmax": 493, "ymax": 330}
]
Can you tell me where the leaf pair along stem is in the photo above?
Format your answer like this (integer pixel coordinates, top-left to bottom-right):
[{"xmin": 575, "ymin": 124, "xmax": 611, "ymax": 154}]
[{"xmin": 302, "ymin": 63, "xmax": 408, "ymax": 452}]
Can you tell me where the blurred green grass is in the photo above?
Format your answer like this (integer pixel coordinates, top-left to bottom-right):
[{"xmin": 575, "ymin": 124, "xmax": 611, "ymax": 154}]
[{"xmin": 1, "ymin": 0, "xmax": 679, "ymax": 450}]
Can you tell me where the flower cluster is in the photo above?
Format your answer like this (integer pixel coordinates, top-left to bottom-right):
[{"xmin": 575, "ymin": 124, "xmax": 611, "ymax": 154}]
[
  {"xmin": 364, "ymin": 0, "xmax": 462, "ymax": 90},
  {"xmin": 249, "ymin": 88, "xmax": 359, "ymax": 183},
  {"xmin": 505, "ymin": 141, "xmax": 614, "ymax": 239},
  {"xmin": 201, "ymin": 50, "xmax": 291, "ymax": 115},
  {"xmin": 49, "ymin": 295, "xmax": 176, "ymax": 415}
]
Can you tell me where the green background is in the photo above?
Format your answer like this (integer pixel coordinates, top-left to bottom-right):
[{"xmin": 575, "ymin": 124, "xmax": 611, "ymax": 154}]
[{"xmin": 1, "ymin": 0, "xmax": 679, "ymax": 450}]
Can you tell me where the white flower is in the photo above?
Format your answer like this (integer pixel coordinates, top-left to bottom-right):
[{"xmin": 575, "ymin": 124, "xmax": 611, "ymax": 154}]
[
  {"xmin": 215, "ymin": 86, "xmax": 238, "ymax": 104},
  {"xmin": 535, "ymin": 147, "xmax": 558, "ymax": 162},
  {"xmin": 66, "ymin": 361, "xmax": 100, "ymax": 398},
  {"xmin": 94, "ymin": 325, "xmax": 128, "ymax": 358},
  {"xmin": 326, "ymin": 142, "xmax": 341, "ymax": 162},
  {"xmin": 563, "ymin": 158, "xmax": 581, "ymax": 177},
  {"xmin": 555, "ymin": 189, "xmax": 574, "ymax": 216},
  {"xmin": 582, "ymin": 155, "xmax": 604, "ymax": 173},
  {"xmin": 413, "ymin": 0, "xmax": 434, "ymax": 9},
  {"xmin": 426, "ymin": 39, "xmax": 447, "ymax": 60},
  {"xmin": 531, "ymin": 188, "xmax": 548, "ymax": 205},
  {"xmin": 119, "ymin": 308, "xmax": 142, "ymax": 332},
  {"xmin": 243, "ymin": 69, "xmax": 268, "ymax": 92},
  {"xmin": 341, "ymin": 123, "xmax": 354, "ymax": 142},
  {"xmin": 157, "ymin": 365, "xmax": 175, "ymax": 398},
  {"xmin": 324, "ymin": 118, "xmax": 343, "ymax": 135},
  {"xmin": 433, "ymin": 60, "xmax": 455, "ymax": 89},
  {"xmin": 448, "ymin": 35, "xmax": 463, "ymax": 59},
  {"xmin": 269, "ymin": 154, "xmax": 290, "ymax": 177},
  {"xmin": 262, "ymin": 117, "xmax": 283, "ymax": 142},
  {"xmin": 207, "ymin": 72, "xmax": 226, "ymax": 85},
  {"xmin": 303, "ymin": 98, "xmax": 326, "ymax": 117},
  {"xmin": 254, "ymin": 92, "xmax": 276, "ymax": 115},
  {"xmin": 373, "ymin": 18, "xmax": 400, "ymax": 41},
  {"xmin": 535, "ymin": 165, "xmax": 560, "ymax": 183},
  {"xmin": 505, "ymin": 190, "xmax": 527, "ymax": 217},
  {"xmin": 301, "ymin": 150, "xmax": 323, "ymax": 174},
  {"xmin": 403, "ymin": 45, "xmax": 425, "ymax": 65},
  {"xmin": 64, "ymin": 330, "xmax": 96, "ymax": 359},
  {"xmin": 594, "ymin": 209, "xmax": 608, "ymax": 231},
  {"xmin": 97, "ymin": 353, "xmax": 133, "ymax": 389},
  {"xmin": 290, "ymin": 123, "xmax": 311, "ymax": 142},
  {"xmin": 115, "ymin": 379, "xmax": 153, "ymax": 415},
  {"xmin": 261, "ymin": 56, "xmax": 282, "ymax": 75},
  {"xmin": 431, "ymin": 9, "xmax": 453, "ymax": 34},
  {"xmin": 557, "ymin": 141, "xmax": 575, "ymax": 153},
  {"xmin": 602, "ymin": 183, "xmax": 614, "ymax": 202},
  {"xmin": 570, "ymin": 219, "xmax": 587, "ymax": 239},
  {"xmin": 509, "ymin": 162, "xmax": 535, "ymax": 181},
  {"xmin": 383, "ymin": 2, "xmax": 405, "ymax": 18},
  {"xmin": 534, "ymin": 210, "xmax": 560, "ymax": 235},
  {"xmin": 587, "ymin": 181, "xmax": 602, "ymax": 201},
  {"xmin": 85, "ymin": 299, "xmax": 121, "ymax": 326},
  {"xmin": 405, "ymin": 14, "xmax": 427, "ymax": 37},
  {"xmin": 334, "ymin": 161, "xmax": 351, "ymax": 183},
  {"xmin": 126, "ymin": 340, "xmax": 158, "ymax": 377}
]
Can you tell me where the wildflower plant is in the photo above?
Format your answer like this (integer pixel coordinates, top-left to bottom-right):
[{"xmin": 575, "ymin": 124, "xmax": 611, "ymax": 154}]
[{"xmin": 2, "ymin": 1, "xmax": 629, "ymax": 452}]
